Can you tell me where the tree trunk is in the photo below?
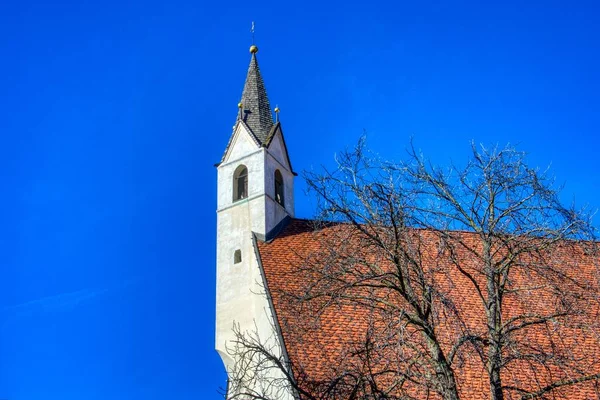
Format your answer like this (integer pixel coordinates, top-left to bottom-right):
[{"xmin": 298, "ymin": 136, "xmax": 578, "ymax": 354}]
[
  {"xmin": 488, "ymin": 343, "xmax": 504, "ymax": 400},
  {"xmin": 485, "ymin": 239, "xmax": 504, "ymax": 400},
  {"xmin": 426, "ymin": 333, "xmax": 461, "ymax": 400}
]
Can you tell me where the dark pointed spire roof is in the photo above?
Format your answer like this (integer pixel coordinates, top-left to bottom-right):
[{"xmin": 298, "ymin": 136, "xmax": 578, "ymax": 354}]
[{"xmin": 238, "ymin": 47, "xmax": 274, "ymax": 144}]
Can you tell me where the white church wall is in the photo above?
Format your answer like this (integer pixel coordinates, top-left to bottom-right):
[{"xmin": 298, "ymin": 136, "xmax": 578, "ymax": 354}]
[
  {"xmin": 222, "ymin": 124, "xmax": 259, "ymax": 165},
  {"xmin": 215, "ymin": 230, "xmax": 294, "ymax": 400},
  {"xmin": 264, "ymin": 150, "xmax": 295, "ymax": 220},
  {"xmin": 266, "ymin": 129, "xmax": 291, "ymax": 171}
]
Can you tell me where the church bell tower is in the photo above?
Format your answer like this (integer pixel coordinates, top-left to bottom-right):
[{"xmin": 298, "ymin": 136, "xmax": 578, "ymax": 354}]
[{"xmin": 215, "ymin": 43, "xmax": 296, "ymax": 393}]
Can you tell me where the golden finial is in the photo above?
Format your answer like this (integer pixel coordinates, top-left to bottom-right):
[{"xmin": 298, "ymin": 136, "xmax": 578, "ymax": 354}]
[
  {"xmin": 237, "ymin": 102, "xmax": 244, "ymax": 119},
  {"xmin": 274, "ymin": 106, "xmax": 280, "ymax": 113},
  {"xmin": 274, "ymin": 105, "xmax": 280, "ymax": 122}
]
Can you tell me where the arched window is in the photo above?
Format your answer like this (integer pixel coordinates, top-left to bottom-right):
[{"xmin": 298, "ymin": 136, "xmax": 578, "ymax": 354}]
[
  {"xmin": 233, "ymin": 165, "xmax": 248, "ymax": 201},
  {"xmin": 234, "ymin": 249, "xmax": 242, "ymax": 264},
  {"xmin": 274, "ymin": 169, "xmax": 284, "ymax": 207}
]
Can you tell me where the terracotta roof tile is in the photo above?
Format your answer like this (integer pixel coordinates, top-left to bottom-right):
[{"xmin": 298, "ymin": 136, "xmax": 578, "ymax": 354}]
[{"xmin": 257, "ymin": 218, "xmax": 600, "ymax": 399}]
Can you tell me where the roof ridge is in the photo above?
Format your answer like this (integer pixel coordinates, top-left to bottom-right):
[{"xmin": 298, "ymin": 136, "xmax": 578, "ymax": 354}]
[{"xmin": 271, "ymin": 218, "xmax": 600, "ymax": 245}]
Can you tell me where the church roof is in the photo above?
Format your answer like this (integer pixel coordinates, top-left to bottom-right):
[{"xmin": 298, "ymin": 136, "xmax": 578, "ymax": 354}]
[
  {"xmin": 238, "ymin": 51, "xmax": 274, "ymax": 144},
  {"xmin": 256, "ymin": 218, "xmax": 600, "ymax": 399}
]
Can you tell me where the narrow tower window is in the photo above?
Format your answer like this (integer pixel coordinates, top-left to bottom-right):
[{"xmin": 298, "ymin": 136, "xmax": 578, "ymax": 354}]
[
  {"xmin": 233, "ymin": 165, "xmax": 248, "ymax": 201},
  {"xmin": 234, "ymin": 249, "xmax": 242, "ymax": 264},
  {"xmin": 274, "ymin": 169, "xmax": 284, "ymax": 207}
]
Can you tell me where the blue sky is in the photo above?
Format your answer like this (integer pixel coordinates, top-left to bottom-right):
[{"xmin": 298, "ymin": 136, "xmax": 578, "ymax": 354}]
[{"xmin": 0, "ymin": 0, "xmax": 598, "ymax": 399}]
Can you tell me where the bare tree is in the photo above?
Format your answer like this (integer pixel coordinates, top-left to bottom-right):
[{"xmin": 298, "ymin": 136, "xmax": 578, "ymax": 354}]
[{"xmin": 225, "ymin": 139, "xmax": 600, "ymax": 400}]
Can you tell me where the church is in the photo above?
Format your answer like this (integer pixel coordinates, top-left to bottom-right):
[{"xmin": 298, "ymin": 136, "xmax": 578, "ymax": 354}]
[{"xmin": 215, "ymin": 45, "xmax": 600, "ymax": 400}]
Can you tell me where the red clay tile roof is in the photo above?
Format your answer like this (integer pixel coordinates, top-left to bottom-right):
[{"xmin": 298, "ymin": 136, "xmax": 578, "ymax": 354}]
[{"xmin": 257, "ymin": 218, "xmax": 600, "ymax": 399}]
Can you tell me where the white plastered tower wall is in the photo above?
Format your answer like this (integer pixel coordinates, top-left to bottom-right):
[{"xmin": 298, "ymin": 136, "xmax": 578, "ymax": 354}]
[
  {"xmin": 264, "ymin": 125, "xmax": 295, "ymax": 235},
  {"xmin": 215, "ymin": 47, "xmax": 296, "ymax": 399}
]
